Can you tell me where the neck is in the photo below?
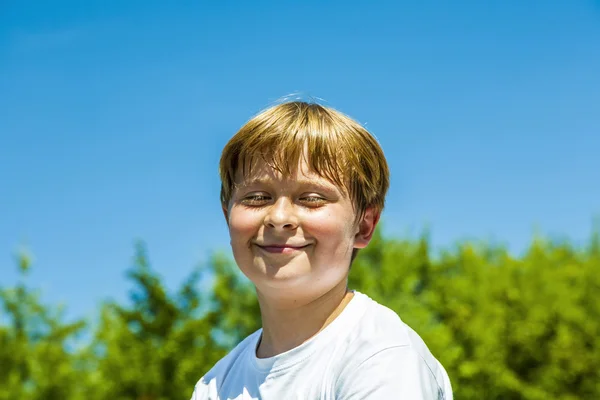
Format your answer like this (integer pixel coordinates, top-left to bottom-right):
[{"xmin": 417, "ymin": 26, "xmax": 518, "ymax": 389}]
[{"xmin": 255, "ymin": 280, "xmax": 353, "ymax": 358}]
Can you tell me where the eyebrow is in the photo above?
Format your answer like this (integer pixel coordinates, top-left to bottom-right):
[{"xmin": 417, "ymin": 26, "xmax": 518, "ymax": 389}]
[{"xmin": 238, "ymin": 178, "xmax": 340, "ymax": 193}]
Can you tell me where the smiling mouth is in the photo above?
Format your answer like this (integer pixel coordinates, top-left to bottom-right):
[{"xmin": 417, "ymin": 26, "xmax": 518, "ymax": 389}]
[{"xmin": 255, "ymin": 244, "xmax": 310, "ymax": 254}]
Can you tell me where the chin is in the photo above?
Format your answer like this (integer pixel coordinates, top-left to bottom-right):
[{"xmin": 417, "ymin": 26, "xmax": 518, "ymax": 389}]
[
  {"xmin": 244, "ymin": 261, "xmax": 312, "ymax": 288},
  {"xmin": 263, "ymin": 262, "xmax": 311, "ymax": 280}
]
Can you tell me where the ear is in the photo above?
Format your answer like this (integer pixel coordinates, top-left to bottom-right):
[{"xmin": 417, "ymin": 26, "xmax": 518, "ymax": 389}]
[{"xmin": 354, "ymin": 207, "xmax": 380, "ymax": 249}]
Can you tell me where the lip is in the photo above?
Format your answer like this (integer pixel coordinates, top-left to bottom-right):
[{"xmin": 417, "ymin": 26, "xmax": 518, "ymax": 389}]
[{"xmin": 254, "ymin": 244, "xmax": 311, "ymax": 254}]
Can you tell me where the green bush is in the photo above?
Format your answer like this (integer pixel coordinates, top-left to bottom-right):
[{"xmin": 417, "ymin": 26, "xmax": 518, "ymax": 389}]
[
  {"xmin": 349, "ymin": 228, "xmax": 600, "ymax": 399},
  {"xmin": 1, "ymin": 227, "xmax": 598, "ymax": 399}
]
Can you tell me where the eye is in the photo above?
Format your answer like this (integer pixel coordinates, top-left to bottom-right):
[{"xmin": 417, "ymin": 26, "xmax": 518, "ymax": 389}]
[
  {"xmin": 241, "ymin": 194, "xmax": 271, "ymax": 206},
  {"xmin": 300, "ymin": 196, "xmax": 326, "ymax": 207}
]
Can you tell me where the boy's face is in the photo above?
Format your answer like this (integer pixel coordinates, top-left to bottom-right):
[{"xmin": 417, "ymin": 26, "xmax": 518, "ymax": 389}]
[{"xmin": 223, "ymin": 156, "xmax": 378, "ymax": 298}]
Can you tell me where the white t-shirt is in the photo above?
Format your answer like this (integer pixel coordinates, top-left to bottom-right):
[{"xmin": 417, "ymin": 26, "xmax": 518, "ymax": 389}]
[{"xmin": 190, "ymin": 291, "xmax": 453, "ymax": 399}]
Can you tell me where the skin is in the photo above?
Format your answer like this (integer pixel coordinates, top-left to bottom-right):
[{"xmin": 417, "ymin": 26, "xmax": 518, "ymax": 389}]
[{"xmin": 223, "ymin": 156, "xmax": 380, "ymax": 358}]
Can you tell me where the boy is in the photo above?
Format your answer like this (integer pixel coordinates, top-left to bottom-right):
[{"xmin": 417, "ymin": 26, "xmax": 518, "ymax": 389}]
[{"xmin": 191, "ymin": 101, "xmax": 453, "ymax": 399}]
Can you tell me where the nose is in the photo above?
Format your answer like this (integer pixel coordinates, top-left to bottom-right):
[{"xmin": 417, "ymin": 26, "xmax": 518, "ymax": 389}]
[{"xmin": 264, "ymin": 197, "xmax": 299, "ymax": 231}]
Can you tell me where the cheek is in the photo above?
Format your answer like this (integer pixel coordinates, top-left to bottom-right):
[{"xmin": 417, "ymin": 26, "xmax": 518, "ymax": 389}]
[
  {"xmin": 305, "ymin": 211, "xmax": 356, "ymax": 249},
  {"xmin": 229, "ymin": 208, "xmax": 262, "ymax": 240}
]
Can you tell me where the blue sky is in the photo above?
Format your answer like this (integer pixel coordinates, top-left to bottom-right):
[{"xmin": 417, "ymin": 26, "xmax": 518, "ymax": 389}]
[{"xmin": 1, "ymin": 0, "xmax": 599, "ymax": 322}]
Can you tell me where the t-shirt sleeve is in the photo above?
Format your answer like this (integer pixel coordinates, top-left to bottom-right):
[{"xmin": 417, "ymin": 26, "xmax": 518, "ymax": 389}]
[
  {"xmin": 189, "ymin": 386, "xmax": 199, "ymax": 400},
  {"xmin": 189, "ymin": 381, "xmax": 208, "ymax": 400},
  {"xmin": 336, "ymin": 346, "xmax": 452, "ymax": 400}
]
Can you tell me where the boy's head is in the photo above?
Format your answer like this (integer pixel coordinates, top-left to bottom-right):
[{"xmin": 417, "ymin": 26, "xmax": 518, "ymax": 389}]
[{"xmin": 219, "ymin": 101, "xmax": 389, "ymax": 297}]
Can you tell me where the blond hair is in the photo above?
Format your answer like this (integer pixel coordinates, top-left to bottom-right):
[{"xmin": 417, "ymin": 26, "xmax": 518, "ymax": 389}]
[{"xmin": 219, "ymin": 101, "xmax": 389, "ymax": 219}]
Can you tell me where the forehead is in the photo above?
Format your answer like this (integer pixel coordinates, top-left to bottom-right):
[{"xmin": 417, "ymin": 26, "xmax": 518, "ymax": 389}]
[{"xmin": 234, "ymin": 156, "xmax": 345, "ymax": 191}]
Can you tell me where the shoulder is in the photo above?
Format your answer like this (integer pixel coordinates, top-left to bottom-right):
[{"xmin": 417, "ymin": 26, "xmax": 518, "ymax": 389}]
[
  {"xmin": 190, "ymin": 330, "xmax": 261, "ymax": 400},
  {"xmin": 336, "ymin": 345, "xmax": 452, "ymax": 399},
  {"xmin": 335, "ymin": 293, "xmax": 453, "ymax": 399},
  {"xmin": 343, "ymin": 292, "xmax": 436, "ymax": 361}
]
